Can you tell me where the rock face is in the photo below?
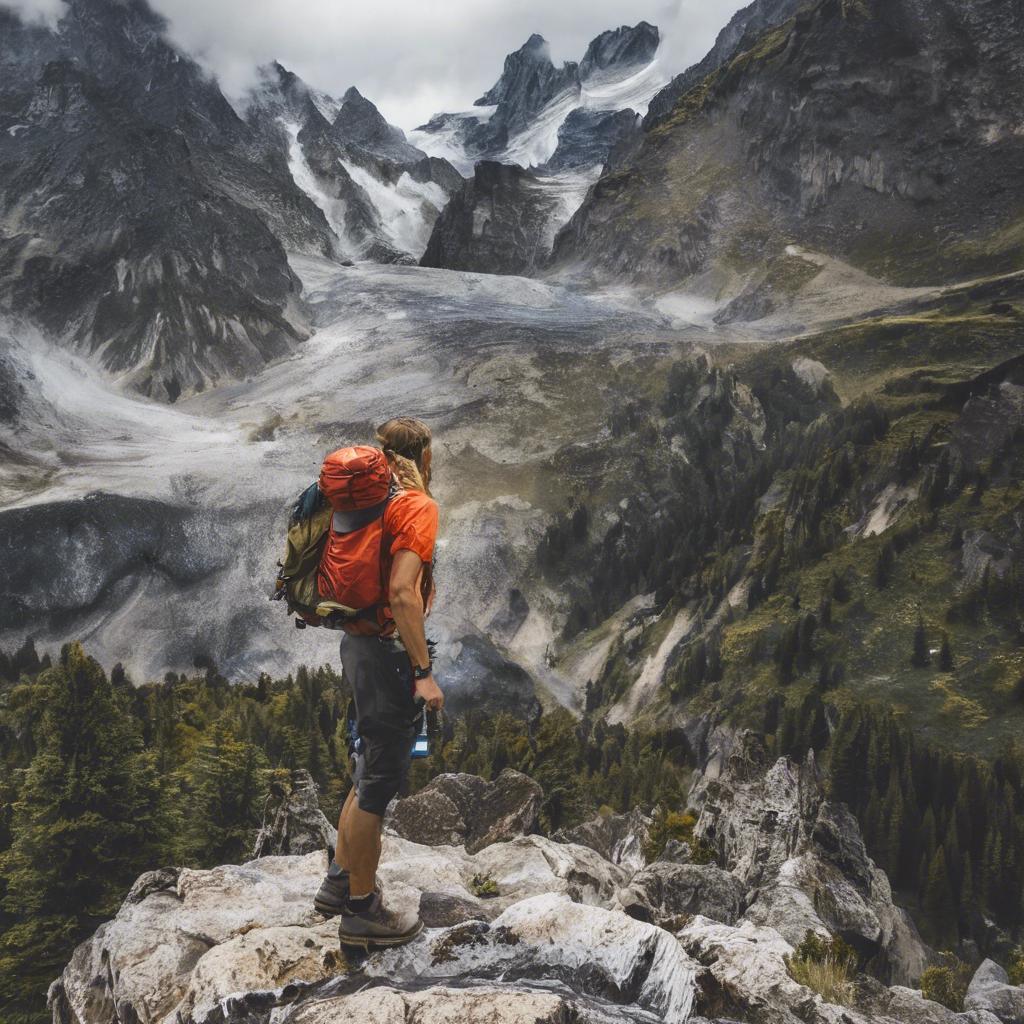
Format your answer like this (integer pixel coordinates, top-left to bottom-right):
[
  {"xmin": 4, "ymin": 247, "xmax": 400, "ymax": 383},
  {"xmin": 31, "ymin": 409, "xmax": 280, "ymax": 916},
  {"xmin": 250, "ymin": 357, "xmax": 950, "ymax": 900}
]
[
  {"xmin": 50, "ymin": 759, "xmax": 945, "ymax": 1024},
  {"xmin": 553, "ymin": 806, "xmax": 653, "ymax": 871},
  {"xmin": 420, "ymin": 162, "xmax": 572, "ymax": 274},
  {"xmin": 253, "ymin": 770, "xmax": 337, "ymax": 859},
  {"xmin": 555, "ymin": 0, "xmax": 1024, "ymax": 287},
  {"xmin": 964, "ymin": 960, "xmax": 1024, "ymax": 1024},
  {"xmin": 0, "ymin": 0, "xmax": 323, "ymax": 401},
  {"xmin": 690, "ymin": 733, "xmax": 929, "ymax": 985},
  {"xmin": 618, "ymin": 862, "xmax": 746, "ymax": 927},
  {"xmin": 387, "ymin": 769, "xmax": 542, "ymax": 854},
  {"xmin": 643, "ymin": 0, "xmax": 805, "ymax": 129}
]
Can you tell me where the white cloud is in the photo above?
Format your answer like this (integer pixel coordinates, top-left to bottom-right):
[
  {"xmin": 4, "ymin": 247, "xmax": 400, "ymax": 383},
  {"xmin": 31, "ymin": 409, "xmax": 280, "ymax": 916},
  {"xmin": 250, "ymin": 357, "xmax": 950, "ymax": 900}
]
[
  {"xmin": 2, "ymin": 0, "xmax": 746, "ymax": 128},
  {"xmin": 146, "ymin": 0, "xmax": 747, "ymax": 130},
  {"xmin": 3, "ymin": 0, "xmax": 66, "ymax": 28}
]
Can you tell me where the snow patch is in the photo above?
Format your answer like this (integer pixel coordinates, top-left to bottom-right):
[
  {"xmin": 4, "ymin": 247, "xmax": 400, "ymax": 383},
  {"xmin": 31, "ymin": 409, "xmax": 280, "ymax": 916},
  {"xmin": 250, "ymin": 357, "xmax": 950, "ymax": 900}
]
[
  {"xmin": 338, "ymin": 159, "xmax": 448, "ymax": 257},
  {"xmin": 502, "ymin": 87, "xmax": 581, "ymax": 169},
  {"xmin": 7, "ymin": 124, "xmax": 29, "ymax": 136},
  {"xmin": 580, "ymin": 59, "xmax": 670, "ymax": 117},
  {"xmin": 280, "ymin": 120, "xmax": 354, "ymax": 257}
]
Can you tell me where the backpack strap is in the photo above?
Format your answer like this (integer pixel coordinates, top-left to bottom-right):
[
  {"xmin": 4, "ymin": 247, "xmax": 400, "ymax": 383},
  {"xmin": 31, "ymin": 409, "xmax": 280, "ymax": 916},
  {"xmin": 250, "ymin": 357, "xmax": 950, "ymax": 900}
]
[{"xmin": 331, "ymin": 497, "xmax": 390, "ymax": 534}]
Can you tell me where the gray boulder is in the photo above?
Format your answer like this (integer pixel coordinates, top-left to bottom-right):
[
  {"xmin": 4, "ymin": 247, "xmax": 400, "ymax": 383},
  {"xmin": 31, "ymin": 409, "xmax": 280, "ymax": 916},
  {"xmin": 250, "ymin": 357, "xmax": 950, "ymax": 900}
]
[
  {"xmin": 387, "ymin": 769, "xmax": 541, "ymax": 854},
  {"xmin": 252, "ymin": 770, "xmax": 336, "ymax": 859},
  {"xmin": 552, "ymin": 806, "xmax": 652, "ymax": 871},
  {"xmin": 618, "ymin": 862, "xmax": 745, "ymax": 927},
  {"xmin": 965, "ymin": 959, "xmax": 1024, "ymax": 1023}
]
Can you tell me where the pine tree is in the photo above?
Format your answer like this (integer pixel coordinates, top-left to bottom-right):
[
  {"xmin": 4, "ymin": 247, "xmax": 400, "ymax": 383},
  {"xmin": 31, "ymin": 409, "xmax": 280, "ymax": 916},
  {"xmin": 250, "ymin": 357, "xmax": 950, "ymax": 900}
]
[
  {"xmin": 939, "ymin": 633, "xmax": 954, "ymax": 672},
  {"xmin": 0, "ymin": 645, "xmax": 165, "ymax": 1013},
  {"xmin": 923, "ymin": 847, "xmax": 958, "ymax": 947},
  {"xmin": 180, "ymin": 722, "xmax": 269, "ymax": 865}
]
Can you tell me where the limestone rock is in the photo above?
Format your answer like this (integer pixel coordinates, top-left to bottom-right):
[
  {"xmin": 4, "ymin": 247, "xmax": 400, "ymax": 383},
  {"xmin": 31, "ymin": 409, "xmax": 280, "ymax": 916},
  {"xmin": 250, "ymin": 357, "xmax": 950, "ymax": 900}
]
[
  {"xmin": 283, "ymin": 986, "xmax": 578, "ymax": 1024},
  {"xmin": 964, "ymin": 959, "xmax": 1024, "ymax": 1023},
  {"xmin": 387, "ymin": 769, "xmax": 541, "ymax": 854},
  {"xmin": 552, "ymin": 806, "xmax": 652, "ymax": 871},
  {"xmin": 253, "ymin": 770, "xmax": 337, "ymax": 859},
  {"xmin": 692, "ymin": 733, "xmax": 929, "ymax": 984},
  {"xmin": 618, "ymin": 862, "xmax": 745, "ymax": 927}
]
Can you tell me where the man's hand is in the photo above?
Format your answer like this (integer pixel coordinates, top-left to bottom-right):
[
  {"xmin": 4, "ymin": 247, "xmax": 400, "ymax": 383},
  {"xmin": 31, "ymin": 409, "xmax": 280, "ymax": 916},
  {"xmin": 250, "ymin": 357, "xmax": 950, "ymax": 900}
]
[{"xmin": 414, "ymin": 673, "xmax": 444, "ymax": 711}]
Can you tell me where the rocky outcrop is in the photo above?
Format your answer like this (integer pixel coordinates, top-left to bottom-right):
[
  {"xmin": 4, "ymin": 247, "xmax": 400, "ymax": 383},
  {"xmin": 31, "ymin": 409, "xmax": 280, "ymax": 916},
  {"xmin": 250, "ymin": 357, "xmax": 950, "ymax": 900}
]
[
  {"xmin": 553, "ymin": 806, "xmax": 652, "ymax": 871},
  {"xmin": 965, "ymin": 960, "xmax": 1024, "ymax": 1023},
  {"xmin": 49, "ymin": 750, "xmax": 962, "ymax": 1024},
  {"xmin": 387, "ymin": 769, "xmax": 542, "ymax": 854},
  {"xmin": 420, "ymin": 162, "xmax": 568, "ymax": 274},
  {"xmin": 691, "ymin": 733, "xmax": 929, "ymax": 985},
  {"xmin": 253, "ymin": 770, "xmax": 337, "ymax": 859},
  {"xmin": 618, "ymin": 862, "xmax": 745, "ymax": 927},
  {"xmin": 580, "ymin": 23, "xmax": 660, "ymax": 80}
]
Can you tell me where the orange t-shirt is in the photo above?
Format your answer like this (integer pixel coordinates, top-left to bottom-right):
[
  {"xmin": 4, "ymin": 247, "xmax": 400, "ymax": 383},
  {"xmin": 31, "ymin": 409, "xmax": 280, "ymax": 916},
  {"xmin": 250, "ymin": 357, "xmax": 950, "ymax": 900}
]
[{"xmin": 381, "ymin": 489, "xmax": 438, "ymax": 614}]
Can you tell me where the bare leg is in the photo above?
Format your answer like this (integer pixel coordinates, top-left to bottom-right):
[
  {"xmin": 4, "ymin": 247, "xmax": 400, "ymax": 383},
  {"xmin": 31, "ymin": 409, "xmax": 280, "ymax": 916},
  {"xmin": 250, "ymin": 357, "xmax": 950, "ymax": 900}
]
[
  {"xmin": 334, "ymin": 788, "xmax": 357, "ymax": 871},
  {"xmin": 346, "ymin": 801, "xmax": 383, "ymax": 897}
]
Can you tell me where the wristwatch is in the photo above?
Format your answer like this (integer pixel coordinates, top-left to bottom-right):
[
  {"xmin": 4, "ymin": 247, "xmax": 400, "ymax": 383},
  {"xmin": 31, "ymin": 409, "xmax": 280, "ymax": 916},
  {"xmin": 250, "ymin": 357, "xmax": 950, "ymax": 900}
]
[{"xmin": 413, "ymin": 662, "xmax": 433, "ymax": 680}]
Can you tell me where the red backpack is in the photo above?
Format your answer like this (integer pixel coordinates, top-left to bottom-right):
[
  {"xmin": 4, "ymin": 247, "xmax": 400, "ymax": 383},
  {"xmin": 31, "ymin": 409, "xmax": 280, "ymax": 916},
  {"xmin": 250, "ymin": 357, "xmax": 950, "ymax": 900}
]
[{"xmin": 273, "ymin": 446, "xmax": 396, "ymax": 633}]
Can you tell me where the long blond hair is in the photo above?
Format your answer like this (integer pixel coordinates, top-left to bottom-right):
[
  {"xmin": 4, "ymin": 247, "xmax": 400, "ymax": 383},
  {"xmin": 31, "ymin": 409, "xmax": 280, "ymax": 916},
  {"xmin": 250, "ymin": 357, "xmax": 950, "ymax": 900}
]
[{"xmin": 376, "ymin": 417, "xmax": 432, "ymax": 495}]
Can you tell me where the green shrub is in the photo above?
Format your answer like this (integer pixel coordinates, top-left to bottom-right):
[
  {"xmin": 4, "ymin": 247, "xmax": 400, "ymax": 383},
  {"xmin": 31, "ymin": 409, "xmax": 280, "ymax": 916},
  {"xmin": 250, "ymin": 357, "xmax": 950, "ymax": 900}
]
[
  {"xmin": 785, "ymin": 931, "xmax": 857, "ymax": 1006},
  {"xmin": 920, "ymin": 953, "xmax": 973, "ymax": 1011},
  {"xmin": 643, "ymin": 809, "xmax": 716, "ymax": 863},
  {"xmin": 470, "ymin": 873, "xmax": 499, "ymax": 898},
  {"xmin": 1008, "ymin": 946, "xmax": 1024, "ymax": 987}
]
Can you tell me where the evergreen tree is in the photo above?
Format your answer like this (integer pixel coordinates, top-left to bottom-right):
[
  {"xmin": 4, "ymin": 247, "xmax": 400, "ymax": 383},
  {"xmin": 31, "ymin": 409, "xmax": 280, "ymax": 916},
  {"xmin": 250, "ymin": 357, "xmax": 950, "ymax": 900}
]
[
  {"xmin": 180, "ymin": 722, "xmax": 269, "ymax": 865},
  {"xmin": 923, "ymin": 847, "xmax": 958, "ymax": 947},
  {"xmin": 939, "ymin": 633, "xmax": 954, "ymax": 672},
  {"xmin": 0, "ymin": 645, "xmax": 165, "ymax": 1013}
]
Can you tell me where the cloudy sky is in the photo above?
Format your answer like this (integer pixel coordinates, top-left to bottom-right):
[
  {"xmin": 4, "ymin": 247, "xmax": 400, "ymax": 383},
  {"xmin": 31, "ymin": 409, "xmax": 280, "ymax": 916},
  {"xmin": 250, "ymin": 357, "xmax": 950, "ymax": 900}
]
[{"xmin": 7, "ymin": 0, "xmax": 747, "ymax": 129}]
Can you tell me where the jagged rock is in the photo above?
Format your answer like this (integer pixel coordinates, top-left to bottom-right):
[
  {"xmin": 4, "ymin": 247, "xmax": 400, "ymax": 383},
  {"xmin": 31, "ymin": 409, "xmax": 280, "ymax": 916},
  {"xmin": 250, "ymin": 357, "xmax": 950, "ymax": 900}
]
[
  {"xmin": 579, "ymin": 23, "xmax": 660, "ymax": 80},
  {"xmin": 474, "ymin": 34, "xmax": 580, "ymax": 138},
  {"xmin": 387, "ymin": 769, "xmax": 541, "ymax": 854},
  {"xmin": 618, "ymin": 862, "xmax": 745, "ymax": 927},
  {"xmin": 0, "ymin": 0, "xmax": 320, "ymax": 400},
  {"xmin": 658, "ymin": 839, "xmax": 694, "ymax": 865},
  {"xmin": 545, "ymin": 106, "xmax": 641, "ymax": 173},
  {"xmin": 679, "ymin": 915, "xmax": 896, "ymax": 1024},
  {"xmin": 420, "ymin": 162, "xmax": 569, "ymax": 274},
  {"xmin": 692, "ymin": 733, "xmax": 928, "ymax": 985},
  {"xmin": 964, "ymin": 960, "xmax": 1024, "ymax": 1023},
  {"xmin": 644, "ymin": 0, "xmax": 805, "ymax": 129},
  {"xmin": 961, "ymin": 530, "xmax": 1014, "ymax": 587},
  {"xmin": 330, "ymin": 86, "xmax": 424, "ymax": 164},
  {"xmin": 252, "ymin": 770, "xmax": 337, "ymax": 859},
  {"xmin": 552, "ymin": 806, "xmax": 652, "ymax": 871}
]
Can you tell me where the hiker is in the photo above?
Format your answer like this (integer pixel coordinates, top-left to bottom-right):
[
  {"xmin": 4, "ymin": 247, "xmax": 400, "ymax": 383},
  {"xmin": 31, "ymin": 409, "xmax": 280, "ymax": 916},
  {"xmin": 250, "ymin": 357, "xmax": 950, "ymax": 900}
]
[{"xmin": 311, "ymin": 417, "xmax": 443, "ymax": 947}]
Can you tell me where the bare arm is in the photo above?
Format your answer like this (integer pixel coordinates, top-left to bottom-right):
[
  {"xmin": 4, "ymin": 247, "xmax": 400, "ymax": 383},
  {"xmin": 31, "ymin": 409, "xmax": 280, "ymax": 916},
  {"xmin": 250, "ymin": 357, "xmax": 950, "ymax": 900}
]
[{"xmin": 389, "ymin": 548, "xmax": 444, "ymax": 710}]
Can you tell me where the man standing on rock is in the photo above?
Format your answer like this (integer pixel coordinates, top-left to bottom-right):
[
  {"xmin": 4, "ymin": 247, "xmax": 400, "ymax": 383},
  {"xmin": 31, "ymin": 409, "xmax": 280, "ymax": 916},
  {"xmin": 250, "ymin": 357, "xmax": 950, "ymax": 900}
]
[{"xmin": 313, "ymin": 418, "xmax": 443, "ymax": 947}]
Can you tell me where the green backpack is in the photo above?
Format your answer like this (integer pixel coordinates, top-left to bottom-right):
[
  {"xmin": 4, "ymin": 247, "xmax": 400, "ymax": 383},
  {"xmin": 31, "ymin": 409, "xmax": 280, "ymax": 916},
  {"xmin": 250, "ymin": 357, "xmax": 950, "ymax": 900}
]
[{"xmin": 271, "ymin": 482, "xmax": 335, "ymax": 628}]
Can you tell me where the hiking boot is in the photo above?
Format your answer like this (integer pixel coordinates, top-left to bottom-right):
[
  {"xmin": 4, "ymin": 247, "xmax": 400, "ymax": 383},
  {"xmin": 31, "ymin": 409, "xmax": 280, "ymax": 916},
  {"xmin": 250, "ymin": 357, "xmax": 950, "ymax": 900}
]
[
  {"xmin": 337, "ymin": 891, "xmax": 424, "ymax": 949},
  {"xmin": 313, "ymin": 863, "xmax": 349, "ymax": 917}
]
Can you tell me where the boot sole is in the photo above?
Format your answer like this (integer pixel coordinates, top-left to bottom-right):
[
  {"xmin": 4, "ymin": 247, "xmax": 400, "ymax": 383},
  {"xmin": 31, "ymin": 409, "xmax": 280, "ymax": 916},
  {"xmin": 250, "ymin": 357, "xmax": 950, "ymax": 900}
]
[
  {"xmin": 314, "ymin": 899, "xmax": 346, "ymax": 918},
  {"xmin": 338, "ymin": 919, "xmax": 424, "ymax": 950}
]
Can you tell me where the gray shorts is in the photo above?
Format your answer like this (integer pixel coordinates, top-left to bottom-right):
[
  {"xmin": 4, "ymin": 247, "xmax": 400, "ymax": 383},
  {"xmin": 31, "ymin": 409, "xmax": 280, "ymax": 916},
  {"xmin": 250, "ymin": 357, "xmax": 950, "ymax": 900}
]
[{"xmin": 340, "ymin": 634, "xmax": 418, "ymax": 816}]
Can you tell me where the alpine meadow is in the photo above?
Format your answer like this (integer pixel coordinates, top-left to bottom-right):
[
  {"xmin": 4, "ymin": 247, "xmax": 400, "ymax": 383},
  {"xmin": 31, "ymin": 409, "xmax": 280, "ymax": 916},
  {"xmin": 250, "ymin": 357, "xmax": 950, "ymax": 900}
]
[{"xmin": 2, "ymin": 1, "xmax": 1024, "ymax": 1022}]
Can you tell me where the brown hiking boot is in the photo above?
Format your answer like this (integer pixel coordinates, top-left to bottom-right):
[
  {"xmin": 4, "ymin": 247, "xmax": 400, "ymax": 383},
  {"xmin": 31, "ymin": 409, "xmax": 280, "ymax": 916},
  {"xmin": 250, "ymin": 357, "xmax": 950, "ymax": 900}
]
[{"xmin": 337, "ymin": 891, "xmax": 423, "ymax": 949}]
